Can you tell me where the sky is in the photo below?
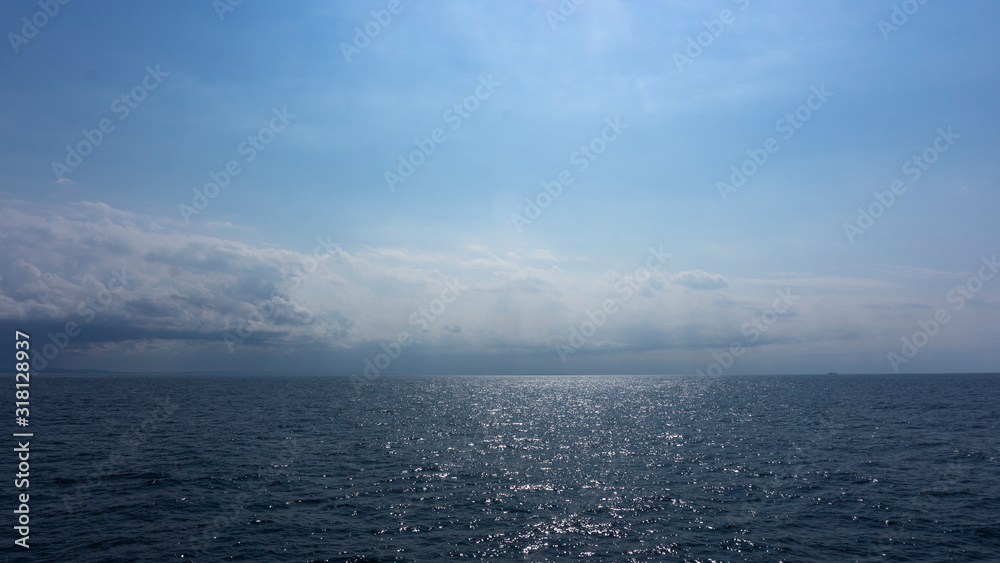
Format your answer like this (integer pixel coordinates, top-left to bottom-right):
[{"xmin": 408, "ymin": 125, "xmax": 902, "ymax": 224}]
[{"xmin": 1, "ymin": 0, "xmax": 999, "ymax": 376}]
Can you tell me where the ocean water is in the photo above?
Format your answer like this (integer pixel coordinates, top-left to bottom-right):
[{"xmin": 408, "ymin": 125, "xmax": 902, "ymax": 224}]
[{"xmin": 15, "ymin": 373, "xmax": 1000, "ymax": 562}]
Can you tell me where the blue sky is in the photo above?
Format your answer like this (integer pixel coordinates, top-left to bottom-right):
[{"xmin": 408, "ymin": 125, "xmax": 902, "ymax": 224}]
[{"xmin": 2, "ymin": 0, "xmax": 999, "ymax": 375}]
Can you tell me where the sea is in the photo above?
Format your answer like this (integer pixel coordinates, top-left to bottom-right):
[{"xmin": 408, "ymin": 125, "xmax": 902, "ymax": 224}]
[{"xmin": 12, "ymin": 373, "xmax": 1000, "ymax": 562}]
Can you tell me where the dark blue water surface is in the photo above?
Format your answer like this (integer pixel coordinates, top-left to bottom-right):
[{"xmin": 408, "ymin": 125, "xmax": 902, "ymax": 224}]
[{"xmin": 11, "ymin": 373, "xmax": 1000, "ymax": 562}]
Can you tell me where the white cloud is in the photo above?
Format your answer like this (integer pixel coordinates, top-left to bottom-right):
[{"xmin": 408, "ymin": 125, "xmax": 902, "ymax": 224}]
[
  {"xmin": 3, "ymin": 201, "xmax": 994, "ymax": 373},
  {"xmin": 669, "ymin": 269, "xmax": 729, "ymax": 290}
]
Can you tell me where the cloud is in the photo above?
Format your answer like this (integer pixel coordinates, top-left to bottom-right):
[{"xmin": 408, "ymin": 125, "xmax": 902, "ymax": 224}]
[
  {"xmin": 669, "ymin": 269, "xmax": 729, "ymax": 290},
  {"xmin": 6, "ymin": 200, "xmax": 987, "ymax": 374},
  {"xmin": 0, "ymin": 201, "xmax": 742, "ymax": 365},
  {"xmin": 0, "ymin": 202, "xmax": 344, "ymax": 353}
]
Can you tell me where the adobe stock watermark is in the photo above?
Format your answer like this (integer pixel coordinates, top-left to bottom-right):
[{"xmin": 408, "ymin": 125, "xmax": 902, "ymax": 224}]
[
  {"xmin": 223, "ymin": 235, "xmax": 337, "ymax": 352},
  {"xmin": 51, "ymin": 65, "xmax": 169, "ymax": 181},
  {"xmin": 555, "ymin": 245, "xmax": 670, "ymax": 363},
  {"xmin": 350, "ymin": 278, "xmax": 465, "ymax": 391},
  {"xmin": 673, "ymin": 0, "xmax": 750, "ymax": 73},
  {"xmin": 7, "ymin": 0, "xmax": 71, "ymax": 54},
  {"xmin": 843, "ymin": 126, "xmax": 958, "ymax": 244},
  {"xmin": 512, "ymin": 116, "xmax": 627, "ymax": 233},
  {"xmin": 384, "ymin": 74, "xmax": 500, "ymax": 192},
  {"xmin": 887, "ymin": 255, "xmax": 998, "ymax": 373},
  {"xmin": 716, "ymin": 85, "xmax": 832, "ymax": 202},
  {"xmin": 185, "ymin": 434, "xmax": 299, "ymax": 558},
  {"xmin": 878, "ymin": 0, "xmax": 930, "ymax": 41},
  {"xmin": 63, "ymin": 397, "xmax": 177, "ymax": 514},
  {"xmin": 544, "ymin": 0, "xmax": 586, "ymax": 30},
  {"xmin": 179, "ymin": 106, "xmax": 295, "ymax": 223},
  {"xmin": 30, "ymin": 268, "xmax": 134, "ymax": 372},
  {"xmin": 341, "ymin": 0, "xmax": 404, "ymax": 63},
  {"xmin": 212, "ymin": 0, "xmax": 244, "ymax": 21},
  {"xmin": 696, "ymin": 287, "xmax": 799, "ymax": 376}
]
